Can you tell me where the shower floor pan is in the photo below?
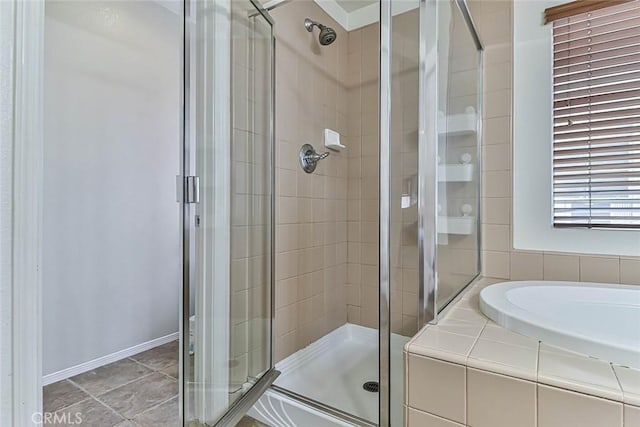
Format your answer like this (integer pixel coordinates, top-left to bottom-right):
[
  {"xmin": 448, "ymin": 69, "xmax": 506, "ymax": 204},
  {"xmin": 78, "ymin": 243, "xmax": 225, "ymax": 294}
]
[{"xmin": 248, "ymin": 323, "xmax": 410, "ymax": 426}]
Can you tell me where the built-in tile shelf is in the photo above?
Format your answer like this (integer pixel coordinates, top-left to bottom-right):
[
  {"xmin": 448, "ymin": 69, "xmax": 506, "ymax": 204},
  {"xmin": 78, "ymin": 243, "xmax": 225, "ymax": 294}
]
[
  {"xmin": 404, "ymin": 277, "xmax": 640, "ymax": 427},
  {"xmin": 438, "ymin": 216, "xmax": 476, "ymax": 235},
  {"xmin": 438, "ymin": 108, "xmax": 477, "ymax": 136},
  {"xmin": 438, "ymin": 163, "xmax": 474, "ymax": 182}
]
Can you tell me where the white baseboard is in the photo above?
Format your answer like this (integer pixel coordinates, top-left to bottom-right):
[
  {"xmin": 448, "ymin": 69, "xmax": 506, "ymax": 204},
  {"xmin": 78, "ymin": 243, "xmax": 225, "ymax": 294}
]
[{"xmin": 42, "ymin": 332, "xmax": 179, "ymax": 386}]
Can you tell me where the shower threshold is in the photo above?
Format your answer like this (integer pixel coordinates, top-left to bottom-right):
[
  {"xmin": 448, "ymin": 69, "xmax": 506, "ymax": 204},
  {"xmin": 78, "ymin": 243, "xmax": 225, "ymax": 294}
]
[{"xmin": 248, "ymin": 323, "xmax": 409, "ymax": 426}]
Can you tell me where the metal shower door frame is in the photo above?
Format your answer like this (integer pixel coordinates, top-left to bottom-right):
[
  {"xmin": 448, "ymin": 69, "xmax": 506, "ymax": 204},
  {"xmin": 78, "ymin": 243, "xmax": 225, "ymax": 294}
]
[
  {"xmin": 181, "ymin": 0, "xmax": 279, "ymax": 424},
  {"xmin": 378, "ymin": 0, "xmax": 483, "ymax": 425}
]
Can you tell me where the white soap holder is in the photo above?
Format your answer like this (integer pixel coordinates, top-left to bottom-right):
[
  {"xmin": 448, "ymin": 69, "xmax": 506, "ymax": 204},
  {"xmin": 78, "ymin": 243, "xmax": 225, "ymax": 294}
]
[{"xmin": 324, "ymin": 128, "xmax": 345, "ymax": 151}]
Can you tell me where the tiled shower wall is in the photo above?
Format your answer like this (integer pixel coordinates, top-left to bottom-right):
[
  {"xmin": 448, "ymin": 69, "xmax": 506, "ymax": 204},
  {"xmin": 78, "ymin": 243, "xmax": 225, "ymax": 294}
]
[
  {"xmin": 272, "ymin": 1, "xmax": 349, "ymax": 361},
  {"xmin": 345, "ymin": 12, "xmax": 422, "ymax": 337},
  {"xmin": 273, "ymin": 6, "xmax": 426, "ymax": 360},
  {"xmin": 468, "ymin": 0, "xmax": 640, "ymax": 283},
  {"xmin": 345, "ymin": 23, "xmax": 381, "ymax": 331}
]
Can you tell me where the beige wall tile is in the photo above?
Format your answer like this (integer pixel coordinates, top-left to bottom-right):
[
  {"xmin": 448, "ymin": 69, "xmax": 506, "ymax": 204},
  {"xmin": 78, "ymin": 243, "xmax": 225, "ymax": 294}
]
[
  {"xmin": 484, "ymin": 116, "xmax": 511, "ymax": 145},
  {"xmin": 543, "ymin": 254, "xmax": 579, "ymax": 281},
  {"xmin": 579, "ymin": 256, "xmax": 620, "ymax": 283},
  {"xmin": 482, "ymin": 197, "xmax": 511, "ymax": 225},
  {"xmin": 408, "ymin": 355, "xmax": 466, "ymax": 424},
  {"xmin": 482, "ymin": 224, "xmax": 511, "ymax": 252},
  {"xmin": 485, "ymin": 89, "xmax": 511, "ymax": 118},
  {"xmin": 484, "ymin": 61, "xmax": 511, "ymax": 92},
  {"xmin": 467, "ymin": 368, "xmax": 536, "ymax": 427},
  {"xmin": 483, "ymin": 144, "xmax": 510, "ymax": 171},
  {"xmin": 538, "ymin": 385, "xmax": 623, "ymax": 427},
  {"xmin": 483, "ymin": 251, "xmax": 510, "ymax": 279},
  {"xmin": 510, "ymin": 251, "xmax": 543, "ymax": 280},
  {"xmin": 620, "ymin": 259, "xmax": 640, "ymax": 286},
  {"xmin": 483, "ymin": 171, "xmax": 511, "ymax": 197},
  {"xmin": 406, "ymin": 407, "xmax": 464, "ymax": 427},
  {"xmin": 347, "ymin": 305, "xmax": 360, "ymax": 324}
]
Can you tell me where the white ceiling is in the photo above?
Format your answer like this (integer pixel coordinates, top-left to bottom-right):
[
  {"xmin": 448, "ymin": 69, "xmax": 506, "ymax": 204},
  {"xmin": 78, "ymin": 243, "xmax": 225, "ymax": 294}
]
[
  {"xmin": 334, "ymin": 0, "xmax": 377, "ymax": 13},
  {"xmin": 312, "ymin": 0, "xmax": 418, "ymax": 31}
]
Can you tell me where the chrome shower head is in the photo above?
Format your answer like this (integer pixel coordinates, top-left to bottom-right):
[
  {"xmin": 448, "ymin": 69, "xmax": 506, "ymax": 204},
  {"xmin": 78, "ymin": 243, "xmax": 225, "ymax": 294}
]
[{"xmin": 304, "ymin": 18, "xmax": 337, "ymax": 46}]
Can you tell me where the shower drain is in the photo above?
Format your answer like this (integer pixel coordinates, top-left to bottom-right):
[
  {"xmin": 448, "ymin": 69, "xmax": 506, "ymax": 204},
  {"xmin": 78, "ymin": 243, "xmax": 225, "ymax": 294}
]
[{"xmin": 362, "ymin": 381, "xmax": 379, "ymax": 393}]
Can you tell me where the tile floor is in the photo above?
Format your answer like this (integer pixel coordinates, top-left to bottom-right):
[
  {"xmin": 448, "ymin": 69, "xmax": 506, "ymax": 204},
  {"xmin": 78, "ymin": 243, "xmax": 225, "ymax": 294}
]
[{"xmin": 43, "ymin": 341, "xmax": 267, "ymax": 427}]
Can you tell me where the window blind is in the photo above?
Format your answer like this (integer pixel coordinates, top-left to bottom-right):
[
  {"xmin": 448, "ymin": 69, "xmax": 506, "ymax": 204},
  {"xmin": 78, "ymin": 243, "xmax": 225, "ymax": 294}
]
[{"xmin": 552, "ymin": 0, "xmax": 640, "ymax": 229}]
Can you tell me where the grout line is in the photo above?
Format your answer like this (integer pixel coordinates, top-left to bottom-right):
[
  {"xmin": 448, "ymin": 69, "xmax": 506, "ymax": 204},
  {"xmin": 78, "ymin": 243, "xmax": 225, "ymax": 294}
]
[
  {"xmin": 47, "ymin": 394, "xmax": 93, "ymax": 414},
  {"xmin": 69, "ymin": 371, "xmax": 157, "ymax": 400},
  {"xmin": 66, "ymin": 378, "xmax": 133, "ymax": 423},
  {"xmin": 464, "ymin": 362, "xmax": 469, "ymax": 426},
  {"xmin": 467, "ymin": 321, "xmax": 488, "ymax": 362},
  {"xmin": 131, "ymin": 394, "xmax": 179, "ymax": 420},
  {"xmin": 611, "ymin": 362, "xmax": 625, "ymax": 398},
  {"xmin": 156, "ymin": 369, "xmax": 179, "ymax": 382},
  {"xmin": 92, "ymin": 396, "xmax": 132, "ymax": 426},
  {"xmin": 535, "ymin": 340, "xmax": 541, "ymax": 383}
]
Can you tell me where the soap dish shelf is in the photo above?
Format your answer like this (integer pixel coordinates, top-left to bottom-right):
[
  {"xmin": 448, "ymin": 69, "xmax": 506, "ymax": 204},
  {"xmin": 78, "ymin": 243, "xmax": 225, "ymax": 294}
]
[
  {"xmin": 438, "ymin": 216, "xmax": 475, "ymax": 235},
  {"xmin": 438, "ymin": 164, "xmax": 474, "ymax": 182},
  {"xmin": 438, "ymin": 110, "xmax": 477, "ymax": 136}
]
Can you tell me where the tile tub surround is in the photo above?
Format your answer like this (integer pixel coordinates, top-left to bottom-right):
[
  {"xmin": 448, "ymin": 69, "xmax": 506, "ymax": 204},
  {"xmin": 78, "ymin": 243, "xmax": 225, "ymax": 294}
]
[{"xmin": 404, "ymin": 278, "xmax": 640, "ymax": 427}]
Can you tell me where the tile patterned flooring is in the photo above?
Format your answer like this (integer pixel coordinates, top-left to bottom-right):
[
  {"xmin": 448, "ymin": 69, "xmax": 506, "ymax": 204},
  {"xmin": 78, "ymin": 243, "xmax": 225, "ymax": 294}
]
[
  {"xmin": 43, "ymin": 341, "xmax": 267, "ymax": 426},
  {"xmin": 44, "ymin": 341, "xmax": 180, "ymax": 426}
]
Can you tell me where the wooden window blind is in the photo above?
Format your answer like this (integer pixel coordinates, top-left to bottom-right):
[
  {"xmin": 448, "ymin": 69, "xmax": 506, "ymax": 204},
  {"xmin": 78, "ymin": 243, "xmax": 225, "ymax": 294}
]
[{"xmin": 552, "ymin": 0, "xmax": 640, "ymax": 228}]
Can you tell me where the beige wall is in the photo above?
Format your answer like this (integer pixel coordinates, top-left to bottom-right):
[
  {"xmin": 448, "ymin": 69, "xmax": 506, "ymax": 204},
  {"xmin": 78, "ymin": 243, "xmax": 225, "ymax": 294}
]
[
  {"xmin": 272, "ymin": 1, "xmax": 349, "ymax": 361},
  {"xmin": 469, "ymin": 0, "xmax": 640, "ymax": 283},
  {"xmin": 344, "ymin": 22, "xmax": 381, "ymax": 331}
]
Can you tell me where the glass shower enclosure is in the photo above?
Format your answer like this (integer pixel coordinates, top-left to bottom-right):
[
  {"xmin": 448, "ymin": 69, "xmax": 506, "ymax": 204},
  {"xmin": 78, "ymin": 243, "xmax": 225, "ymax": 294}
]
[
  {"xmin": 180, "ymin": 0, "xmax": 482, "ymax": 425},
  {"xmin": 384, "ymin": 0, "xmax": 482, "ymax": 424},
  {"xmin": 182, "ymin": 0, "xmax": 277, "ymax": 425}
]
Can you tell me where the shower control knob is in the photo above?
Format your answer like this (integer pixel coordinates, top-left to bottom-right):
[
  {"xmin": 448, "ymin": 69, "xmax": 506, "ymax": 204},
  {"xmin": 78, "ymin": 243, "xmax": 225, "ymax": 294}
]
[{"xmin": 299, "ymin": 143, "xmax": 330, "ymax": 174}]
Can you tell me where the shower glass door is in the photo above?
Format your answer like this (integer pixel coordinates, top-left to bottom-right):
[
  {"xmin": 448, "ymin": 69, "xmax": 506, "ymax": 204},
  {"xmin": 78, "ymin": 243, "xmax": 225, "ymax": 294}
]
[
  {"xmin": 183, "ymin": 0, "xmax": 277, "ymax": 425},
  {"xmin": 383, "ymin": 0, "xmax": 460, "ymax": 425},
  {"xmin": 381, "ymin": 0, "xmax": 482, "ymax": 423}
]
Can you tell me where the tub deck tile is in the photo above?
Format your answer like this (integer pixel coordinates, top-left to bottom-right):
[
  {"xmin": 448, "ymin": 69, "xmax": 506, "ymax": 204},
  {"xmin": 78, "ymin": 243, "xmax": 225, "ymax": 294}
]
[{"xmin": 406, "ymin": 276, "xmax": 627, "ymax": 405}]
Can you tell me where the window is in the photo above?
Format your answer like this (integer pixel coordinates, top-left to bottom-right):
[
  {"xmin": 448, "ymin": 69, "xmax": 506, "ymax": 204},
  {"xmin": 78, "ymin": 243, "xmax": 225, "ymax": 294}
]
[{"xmin": 547, "ymin": 0, "xmax": 640, "ymax": 229}]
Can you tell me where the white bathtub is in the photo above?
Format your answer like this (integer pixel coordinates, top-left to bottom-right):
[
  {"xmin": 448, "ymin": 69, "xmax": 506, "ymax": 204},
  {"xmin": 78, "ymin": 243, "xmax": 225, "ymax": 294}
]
[{"xmin": 479, "ymin": 281, "xmax": 640, "ymax": 369}]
